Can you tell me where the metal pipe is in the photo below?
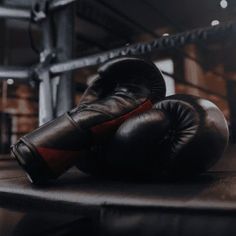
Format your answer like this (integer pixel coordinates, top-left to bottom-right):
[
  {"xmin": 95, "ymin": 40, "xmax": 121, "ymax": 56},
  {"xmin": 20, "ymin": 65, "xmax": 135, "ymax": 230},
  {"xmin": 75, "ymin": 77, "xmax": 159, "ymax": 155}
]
[
  {"xmin": 53, "ymin": 3, "xmax": 75, "ymax": 117},
  {"xmin": 0, "ymin": 0, "xmax": 76, "ymax": 21},
  {"xmin": 49, "ymin": 0, "xmax": 76, "ymax": 11},
  {"xmin": 0, "ymin": 67, "xmax": 30, "ymax": 80},
  {"xmin": 38, "ymin": 9, "xmax": 54, "ymax": 125},
  {"xmin": 0, "ymin": 6, "xmax": 30, "ymax": 20}
]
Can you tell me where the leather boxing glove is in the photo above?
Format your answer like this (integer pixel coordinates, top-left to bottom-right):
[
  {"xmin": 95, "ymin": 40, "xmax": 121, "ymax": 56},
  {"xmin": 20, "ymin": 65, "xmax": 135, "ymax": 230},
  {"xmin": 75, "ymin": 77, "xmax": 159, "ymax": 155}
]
[
  {"xmin": 11, "ymin": 57, "xmax": 166, "ymax": 183},
  {"xmin": 80, "ymin": 94, "xmax": 229, "ymax": 178}
]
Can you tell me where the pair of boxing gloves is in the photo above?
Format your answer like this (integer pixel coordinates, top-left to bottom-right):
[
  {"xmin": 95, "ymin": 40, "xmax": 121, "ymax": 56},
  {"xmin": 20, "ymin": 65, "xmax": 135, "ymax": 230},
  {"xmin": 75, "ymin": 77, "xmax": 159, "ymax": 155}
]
[{"xmin": 11, "ymin": 57, "xmax": 229, "ymax": 183}]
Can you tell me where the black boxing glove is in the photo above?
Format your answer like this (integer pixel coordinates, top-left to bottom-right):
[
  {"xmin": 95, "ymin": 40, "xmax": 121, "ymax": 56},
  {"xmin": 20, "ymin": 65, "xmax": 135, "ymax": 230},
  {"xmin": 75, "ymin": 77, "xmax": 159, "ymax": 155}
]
[
  {"xmin": 11, "ymin": 57, "xmax": 166, "ymax": 183},
  {"xmin": 80, "ymin": 94, "xmax": 229, "ymax": 178}
]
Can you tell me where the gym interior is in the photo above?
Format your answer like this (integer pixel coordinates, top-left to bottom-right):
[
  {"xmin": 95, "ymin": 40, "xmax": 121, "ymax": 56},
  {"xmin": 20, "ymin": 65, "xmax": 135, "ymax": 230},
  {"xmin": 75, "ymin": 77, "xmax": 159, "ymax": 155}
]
[{"xmin": 0, "ymin": 0, "xmax": 236, "ymax": 235}]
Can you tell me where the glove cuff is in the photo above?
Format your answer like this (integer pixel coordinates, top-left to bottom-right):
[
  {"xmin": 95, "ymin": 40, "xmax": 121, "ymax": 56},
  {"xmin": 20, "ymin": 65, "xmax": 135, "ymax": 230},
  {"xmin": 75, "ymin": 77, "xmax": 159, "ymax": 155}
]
[{"xmin": 11, "ymin": 113, "xmax": 90, "ymax": 184}]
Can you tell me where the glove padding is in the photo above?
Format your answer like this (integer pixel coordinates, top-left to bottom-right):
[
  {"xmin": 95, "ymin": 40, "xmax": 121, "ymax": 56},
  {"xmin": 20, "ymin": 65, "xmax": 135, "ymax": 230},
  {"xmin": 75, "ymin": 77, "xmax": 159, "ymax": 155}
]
[
  {"xmin": 79, "ymin": 94, "xmax": 229, "ymax": 179},
  {"xmin": 11, "ymin": 57, "xmax": 166, "ymax": 183}
]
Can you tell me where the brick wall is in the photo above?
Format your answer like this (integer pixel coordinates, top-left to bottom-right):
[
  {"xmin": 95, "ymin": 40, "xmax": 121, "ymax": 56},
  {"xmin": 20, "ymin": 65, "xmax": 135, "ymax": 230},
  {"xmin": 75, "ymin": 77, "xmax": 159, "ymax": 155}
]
[
  {"xmin": 182, "ymin": 44, "xmax": 229, "ymax": 121},
  {"xmin": 0, "ymin": 82, "xmax": 38, "ymax": 144}
]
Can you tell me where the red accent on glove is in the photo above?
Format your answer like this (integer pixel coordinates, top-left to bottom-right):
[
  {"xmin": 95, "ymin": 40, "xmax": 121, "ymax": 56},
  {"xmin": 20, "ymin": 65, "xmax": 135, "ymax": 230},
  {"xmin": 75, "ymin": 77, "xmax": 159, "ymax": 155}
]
[
  {"xmin": 90, "ymin": 100, "xmax": 153, "ymax": 141},
  {"xmin": 37, "ymin": 147, "xmax": 84, "ymax": 176}
]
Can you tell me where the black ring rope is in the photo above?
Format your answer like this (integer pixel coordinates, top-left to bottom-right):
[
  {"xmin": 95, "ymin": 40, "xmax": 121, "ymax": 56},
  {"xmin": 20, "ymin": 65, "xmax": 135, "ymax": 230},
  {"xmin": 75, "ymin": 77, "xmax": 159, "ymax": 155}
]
[
  {"xmin": 95, "ymin": 0, "xmax": 231, "ymax": 81},
  {"xmin": 50, "ymin": 21, "xmax": 236, "ymax": 77}
]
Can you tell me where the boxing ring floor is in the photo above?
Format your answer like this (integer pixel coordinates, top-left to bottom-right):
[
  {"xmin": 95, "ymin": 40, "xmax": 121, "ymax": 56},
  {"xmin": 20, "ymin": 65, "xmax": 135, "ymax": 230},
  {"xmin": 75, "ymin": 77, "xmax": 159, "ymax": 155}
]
[{"xmin": 1, "ymin": 147, "xmax": 236, "ymax": 235}]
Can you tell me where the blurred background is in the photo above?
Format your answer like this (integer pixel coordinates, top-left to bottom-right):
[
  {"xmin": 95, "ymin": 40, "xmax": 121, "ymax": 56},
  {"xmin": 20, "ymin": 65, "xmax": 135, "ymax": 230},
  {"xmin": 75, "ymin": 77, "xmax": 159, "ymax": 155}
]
[
  {"xmin": 0, "ymin": 0, "xmax": 236, "ymax": 155},
  {"xmin": 1, "ymin": 1, "xmax": 236, "ymax": 235}
]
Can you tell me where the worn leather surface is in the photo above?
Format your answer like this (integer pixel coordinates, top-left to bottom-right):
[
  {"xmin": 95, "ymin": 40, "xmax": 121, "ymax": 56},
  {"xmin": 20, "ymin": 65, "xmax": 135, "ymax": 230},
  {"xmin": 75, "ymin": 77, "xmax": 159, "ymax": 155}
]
[
  {"xmin": 0, "ymin": 159, "xmax": 236, "ymax": 212},
  {"xmin": 83, "ymin": 95, "xmax": 229, "ymax": 178},
  {"xmin": 1, "ymin": 157, "xmax": 236, "ymax": 235},
  {"xmin": 11, "ymin": 57, "xmax": 166, "ymax": 183},
  {"xmin": 0, "ymin": 160, "xmax": 24, "ymax": 181},
  {"xmin": 100, "ymin": 205, "xmax": 236, "ymax": 236}
]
